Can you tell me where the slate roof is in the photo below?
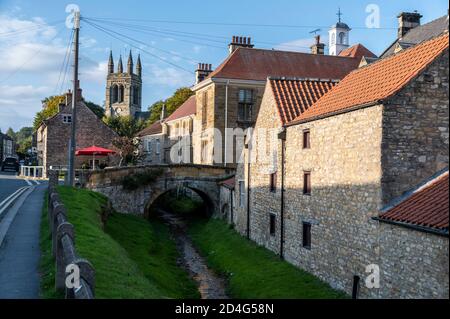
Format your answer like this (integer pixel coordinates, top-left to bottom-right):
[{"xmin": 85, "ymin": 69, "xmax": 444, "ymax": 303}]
[
  {"xmin": 219, "ymin": 176, "xmax": 235, "ymax": 189},
  {"xmin": 377, "ymin": 170, "xmax": 449, "ymax": 235},
  {"xmin": 206, "ymin": 47, "xmax": 361, "ymax": 82},
  {"xmin": 339, "ymin": 44, "xmax": 377, "ymax": 59},
  {"xmin": 289, "ymin": 33, "xmax": 449, "ymax": 125},
  {"xmin": 269, "ymin": 78, "xmax": 338, "ymax": 124},
  {"xmin": 164, "ymin": 96, "xmax": 196, "ymax": 122},
  {"xmin": 137, "ymin": 120, "xmax": 163, "ymax": 137},
  {"xmin": 381, "ymin": 14, "xmax": 449, "ymax": 57}
]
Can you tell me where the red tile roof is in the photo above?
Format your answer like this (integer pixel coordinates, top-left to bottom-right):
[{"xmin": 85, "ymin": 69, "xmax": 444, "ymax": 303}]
[
  {"xmin": 165, "ymin": 95, "xmax": 196, "ymax": 122},
  {"xmin": 137, "ymin": 120, "xmax": 163, "ymax": 137},
  {"xmin": 270, "ymin": 78, "xmax": 338, "ymax": 124},
  {"xmin": 290, "ymin": 33, "xmax": 449, "ymax": 125},
  {"xmin": 219, "ymin": 176, "xmax": 235, "ymax": 189},
  {"xmin": 378, "ymin": 170, "xmax": 449, "ymax": 234},
  {"xmin": 206, "ymin": 47, "xmax": 361, "ymax": 82},
  {"xmin": 338, "ymin": 44, "xmax": 377, "ymax": 59}
]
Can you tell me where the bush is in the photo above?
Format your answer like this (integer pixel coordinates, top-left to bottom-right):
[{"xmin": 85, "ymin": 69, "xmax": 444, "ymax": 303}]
[{"xmin": 121, "ymin": 169, "xmax": 164, "ymax": 191}]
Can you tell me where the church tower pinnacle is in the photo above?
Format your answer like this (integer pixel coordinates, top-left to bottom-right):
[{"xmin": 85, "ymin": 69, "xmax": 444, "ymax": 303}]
[
  {"xmin": 117, "ymin": 55, "xmax": 123, "ymax": 73},
  {"xmin": 136, "ymin": 54, "xmax": 142, "ymax": 78},
  {"xmin": 108, "ymin": 50, "xmax": 114, "ymax": 74},
  {"xmin": 127, "ymin": 50, "xmax": 133, "ymax": 74}
]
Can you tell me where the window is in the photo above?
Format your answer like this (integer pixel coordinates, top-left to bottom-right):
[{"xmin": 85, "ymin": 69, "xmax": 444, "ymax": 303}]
[
  {"xmin": 201, "ymin": 140, "xmax": 208, "ymax": 162},
  {"xmin": 147, "ymin": 140, "xmax": 152, "ymax": 154},
  {"xmin": 303, "ymin": 129, "xmax": 310, "ymax": 149},
  {"xmin": 239, "ymin": 181, "xmax": 245, "ymax": 208},
  {"xmin": 112, "ymin": 85, "xmax": 118, "ymax": 103},
  {"xmin": 339, "ymin": 32, "xmax": 346, "ymax": 45},
  {"xmin": 269, "ymin": 172, "xmax": 277, "ymax": 193},
  {"xmin": 238, "ymin": 89, "xmax": 254, "ymax": 122},
  {"xmin": 119, "ymin": 85, "xmax": 124, "ymax": 103},
  {"xmin": 133, "ymin": 86, "xmax": 139, "ymax": 105},
  {"xmin": 302, "ymin": 222, "xmax": 311, "ymax": 249},
  {"xmin": 155, "ymin": 139, "xmax": 160, "ymax": 155},
  {"xmin": 269, "ymin": 214, "xmax": 276, "ymax": 236},
  {"xmin": 62, "ymin": 115, "xmax": 72, "ymax": 124},
  {"xmin": 303, "ymin": 171, "xmax": 311, "ymax": 195}
]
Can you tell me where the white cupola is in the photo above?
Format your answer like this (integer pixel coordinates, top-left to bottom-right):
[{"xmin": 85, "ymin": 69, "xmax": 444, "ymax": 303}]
[{"xmin": 328, "ymin": 8, "xmax": 351, "ymax": 56}]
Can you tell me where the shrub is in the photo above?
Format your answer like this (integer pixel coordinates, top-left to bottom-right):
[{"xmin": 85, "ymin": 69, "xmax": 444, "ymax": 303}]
[{"xmin": 121, "ymin": 169, "xmax": 164, "ymax": 191}]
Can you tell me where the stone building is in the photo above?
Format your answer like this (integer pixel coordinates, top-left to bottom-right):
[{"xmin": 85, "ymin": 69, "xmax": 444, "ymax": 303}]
[
  {"xmin": 105, "ymin": 51, "xmax": 149, "ymax": 120},
  {"xmin": 137, "ymin": 95, "xmax": 196, "ymax": 164},
  {"xmin": 191, "ymin": 32, "xmax": 367, "ymax": 166},
  {"xmin": 137, "ymin": 120, "xmax": 165, "ymax": 164},
  {"xmin": 0, "ymin": 132, "xmax": 15, "ymax": 163},
  {"xmin": 36, "ymin": 89, "xmax": 120, "ymax": 177},
  {"xmin": 233, "ymin": 33, "xmax": 449, "ymax": 298}
]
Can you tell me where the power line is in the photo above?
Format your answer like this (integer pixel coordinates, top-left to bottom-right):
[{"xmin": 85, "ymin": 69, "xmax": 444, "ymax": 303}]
[
  {"xmin": 0, "ymin": 19, "xmax": 65, "ymax": 37},
  {"xmin": 83, "ymin": 19, "xmax": 194, "ymax": 74},
  {"xmin": 55, "ymin": 29, "xmax": 74, "ymax": 94},
  {"xmin": 84, "ymin": 16, "xmax": 397, "ymax": 30}
]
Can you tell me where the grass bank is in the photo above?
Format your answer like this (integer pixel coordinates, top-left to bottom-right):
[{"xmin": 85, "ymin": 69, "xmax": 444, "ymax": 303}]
[
  {"xmin": 188, "ymin": 218, "xmax": 348, "ymax": 299},
  {"xmin": 40, "ymin": 186, "xmax": 198, "ymax": 299}
]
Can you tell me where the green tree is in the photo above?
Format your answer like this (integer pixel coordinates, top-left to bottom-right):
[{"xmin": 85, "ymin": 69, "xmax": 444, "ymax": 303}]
[
  {"xmin": 33, "ymin": 95, "xmax": 65, "ymax": 130},
  {"xmin": 6, "ymin": 127, "xmax": 16, "ymax": 140},
  {"xmin": 103, "ymin": 116, "xmax": 146, "ymax": 138},
  {"xmin": 85, "ymin": 100, "xmax": 105, "ymax": 119},
  {"xmin": 146, "ymin": 87, "xmax": 194, "ymax": 125}
]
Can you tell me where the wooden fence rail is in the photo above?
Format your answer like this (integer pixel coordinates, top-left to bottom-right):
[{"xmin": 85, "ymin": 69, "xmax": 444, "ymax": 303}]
[{"xmin": 48, "ymin": 170, "xmax": 95, "ymax": 299}]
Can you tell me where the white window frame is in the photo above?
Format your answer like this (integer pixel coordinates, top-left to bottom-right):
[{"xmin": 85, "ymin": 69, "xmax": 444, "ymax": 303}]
[
  {"xmin": 62, "ymin": 114, "xmax": 72, "ymax": 124},
  {"xmin": 238, "ymin": 180, "xmax": 245, "ymax": 208}
]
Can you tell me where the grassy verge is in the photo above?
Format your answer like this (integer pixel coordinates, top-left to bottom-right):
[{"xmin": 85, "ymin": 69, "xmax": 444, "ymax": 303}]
[
  {"xmin": 39, "ymin": 192, "xmax": 64, "ymax": 299},
  {"xmin": 41, "ymin": 186, "xmax": 198, "ymax": 298},
  {"xmin": 188, "ymin": 218, "xmax": 348, "ymax": 299},
  {"xmin": 105, "ymin": 213, "xmax": 199, "ymax": 299}
]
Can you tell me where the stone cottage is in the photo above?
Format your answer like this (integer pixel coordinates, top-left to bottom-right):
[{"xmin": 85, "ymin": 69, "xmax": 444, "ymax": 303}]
[
  {"xmin": 0, "ymin": 132, "xmax": 15, "ymax": 163},
  {"xmin": 191, "ymin": 27, "xmax": 370, "ymax": 166},
  {"xmin": 137, "ymin": 95, "xmax": 196, "ymax": 164},
  {"xmin": 233, "ymin": 33, "xmax": 449, "ymax": 298},
  {"xmin": 36, "ymin": 89, "xmax": 120, "ymax": 177}
]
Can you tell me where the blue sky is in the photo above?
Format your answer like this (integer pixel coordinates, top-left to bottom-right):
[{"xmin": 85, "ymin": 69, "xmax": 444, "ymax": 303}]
[{"xmin": 0, "ymin": 0, "xmax": 448, "ymax": 131}]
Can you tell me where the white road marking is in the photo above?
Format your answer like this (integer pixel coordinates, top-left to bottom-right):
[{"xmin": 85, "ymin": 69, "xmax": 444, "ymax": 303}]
[
  {"xmin": 33, "ymin": 180, "xmax": 41, "ymax": 185},
  {"xmin": 0, "ymin": 186, "xmax": 30, "ymax": 219},
  {"xmin": 24, "ymin": 179, "xmax": 32, "ymax": 186}
]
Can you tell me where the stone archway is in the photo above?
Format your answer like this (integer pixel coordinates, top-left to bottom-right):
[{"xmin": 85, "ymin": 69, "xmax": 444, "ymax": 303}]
[{"xmin": 144, "ymin": 185, "xmax": 215, "ymax": 218}]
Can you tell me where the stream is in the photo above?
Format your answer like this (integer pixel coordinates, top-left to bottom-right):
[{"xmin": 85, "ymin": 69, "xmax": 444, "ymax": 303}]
[{"xmin": 157, "ymin": 209, "xmax": 229, "ymax": 299}]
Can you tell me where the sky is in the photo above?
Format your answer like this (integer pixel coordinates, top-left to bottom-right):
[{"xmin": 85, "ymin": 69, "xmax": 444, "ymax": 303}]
[{"xmin": 0, "ymin": 0, "xmax": 448, "ymax": 132}]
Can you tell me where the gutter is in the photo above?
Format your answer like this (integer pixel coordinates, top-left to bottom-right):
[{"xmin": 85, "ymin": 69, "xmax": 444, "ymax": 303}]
[
  {"xmin": 372, "ymin": 217, "xmax": 449, "ymax": 237},
  {"xmin": 191, "ymin": 77, "xmax": 266, "ymax": 91}
]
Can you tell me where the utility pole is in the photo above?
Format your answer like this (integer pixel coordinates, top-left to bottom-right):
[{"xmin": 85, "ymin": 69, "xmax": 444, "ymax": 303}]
[{"xmin": 67, "ymin": 10, "xmax": 80, "ymax": 186}]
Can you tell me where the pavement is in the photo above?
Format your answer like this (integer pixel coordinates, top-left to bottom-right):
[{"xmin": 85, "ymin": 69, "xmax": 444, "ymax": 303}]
[{"xmin": 0, "ymin": 171, "xmax": 47, "ymax": 299}]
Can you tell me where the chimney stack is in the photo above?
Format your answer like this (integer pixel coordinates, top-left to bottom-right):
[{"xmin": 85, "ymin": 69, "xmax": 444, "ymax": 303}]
[
  {"xmin": 228, "ymin": 36, "xmax": 254, "ymax": 54},
  {"xmin": 397, "ymin": 11, "xmax": 422, "ymax": 38},
  {"xmin": 195, "ymin": 63, "xmax": 213, "ymax": 84},
  {"xmin": 310, "ymin": 35, "xmax": 325, "ymax": 55}
]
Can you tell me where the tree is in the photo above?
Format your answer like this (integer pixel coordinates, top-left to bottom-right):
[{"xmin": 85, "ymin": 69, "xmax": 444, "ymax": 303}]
[
  {"xmin": 33, "ymin": 95, "xmax": 65, "ymax": 130},
  {"xmin": 85, "ymin": 100, "xmax": 105, "ymax": 119},
  {"xmin": 112, "ymin": 136, "xmax": 143, "ymax": 166},
  {"xmin": 103, "ymin": 115, "xmax": 146, "ymax": 138},
  {"xmin": 146, "ymin": 87, "xmax": 194, "ymax": 125},
  {"xmin": 6, "ymin": 127, "xmax": 16, "ymax": 140}
]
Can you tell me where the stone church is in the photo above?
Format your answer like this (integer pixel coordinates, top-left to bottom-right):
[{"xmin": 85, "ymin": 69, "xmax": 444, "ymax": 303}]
[{"xmin": 105, "ymin": 51, "xmax": 149, "ymax": 120}]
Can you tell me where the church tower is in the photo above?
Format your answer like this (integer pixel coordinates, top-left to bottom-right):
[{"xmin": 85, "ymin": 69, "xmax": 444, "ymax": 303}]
[
  {"xmin": 328, "ymin": 8, "xmax": 351, "ymax": 56},
  {"xmin": 105, "ymin": 50, "xmax": 142, "ymax": 118}
]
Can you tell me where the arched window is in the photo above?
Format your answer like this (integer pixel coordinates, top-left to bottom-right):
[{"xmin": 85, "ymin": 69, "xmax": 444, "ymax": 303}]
[
  {"xmin": 119, "ymin": 85, "xmax": 124, "ymax": 103},
  {"xmin": 338, "ymin": 32, "xmax": 346, "ymax": 45},
  {"xmin": 331, "ymin": 33, "xmax": 336, "ymax": 45},
  {"xmin": 112, "ymin": 85, "xmax": 118, "ymax": 103}
]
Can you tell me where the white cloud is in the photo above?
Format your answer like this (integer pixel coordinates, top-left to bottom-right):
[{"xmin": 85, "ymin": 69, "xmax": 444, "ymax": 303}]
[
  {"xmin": 275, "ymin": 34, "xmax": 329, "ymax": 53},
  {"xmin": 145, "ymin": 64, "xmax": 193, "ymax": 87}
]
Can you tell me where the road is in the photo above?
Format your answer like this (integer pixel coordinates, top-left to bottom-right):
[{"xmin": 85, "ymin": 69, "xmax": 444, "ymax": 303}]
[
  {"xmin": 0, "ymin": 171, "xmax": 46, "ymax": 299},
  {"xmin": 0, "ymin": 171, "xmax": 27, "ymax": 203}
]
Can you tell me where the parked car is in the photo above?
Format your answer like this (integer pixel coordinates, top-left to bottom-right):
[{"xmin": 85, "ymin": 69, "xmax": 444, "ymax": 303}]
[{"xmin": 1, "ymin": 157, "xmax": 19, "ymax": 172}]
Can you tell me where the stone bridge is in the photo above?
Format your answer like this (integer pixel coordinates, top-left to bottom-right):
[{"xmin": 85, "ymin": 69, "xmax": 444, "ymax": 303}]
[{"xmin": 85, "ymin": 164, "xmax": 235, "ymax": 217}]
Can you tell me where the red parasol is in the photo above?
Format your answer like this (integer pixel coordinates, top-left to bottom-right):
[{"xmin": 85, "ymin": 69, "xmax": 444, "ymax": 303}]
[{"xmin": 75, "ymin": 146, "xmax": 115, "ymax": 170}]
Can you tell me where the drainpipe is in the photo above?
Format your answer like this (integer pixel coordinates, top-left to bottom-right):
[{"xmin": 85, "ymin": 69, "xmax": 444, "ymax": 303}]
[
  {"xmin": 246, "ymin": 141, "xmax": 251, "ymax": 239},
  {"xmin": 278, "ymin": 128, "xmax": 286, "ymax": 259},
  {"xmin": 224, "ymin": 80, "xmax": 230, "ymax": 166}
]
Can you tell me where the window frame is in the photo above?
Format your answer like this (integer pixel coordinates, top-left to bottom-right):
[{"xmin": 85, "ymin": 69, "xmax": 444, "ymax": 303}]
[
  {"xmin": 155, "ymin": 138, "xmax": 161, "ymax": 155},
  {"xmin": 238, "ymin": 89, "xmax": 254, "ymax": 122},
  {"xmin": 303, "ymin": 171, "xmax": 311, "ymax": 195},
  {"xmin": 238, "ymin": 180, "xmax": 245, "ymax": 208},
  {"xmin": 303, "ymin": 129, "xmax": 311, "ymax": 149},
  {"xmin": 269, "ymin": 213, "xmax": 276, "ymax": 236},
  {"xmin": 62, "ymin": 115, "xmax": 72, "ymax": 124},
  {"xmin": 302, "ymin": 222, "xmax": 311, "ymax": 249}
]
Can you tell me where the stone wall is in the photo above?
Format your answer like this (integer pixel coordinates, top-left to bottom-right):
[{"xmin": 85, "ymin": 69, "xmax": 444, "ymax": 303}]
[
  {"xmin": 193, "ymin": 82, "xmax": 265, "ymax": 165},
  {"xmin": 377, "ymin": 223, "xmax": 449, "ymax": 298},
  {"xmin": 219, "ymin": 185, "xmax": 235, "ymax": 224},
  {"xmin": 381, "ymin": 50, "xmax": 449, "ymax": 203}
]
